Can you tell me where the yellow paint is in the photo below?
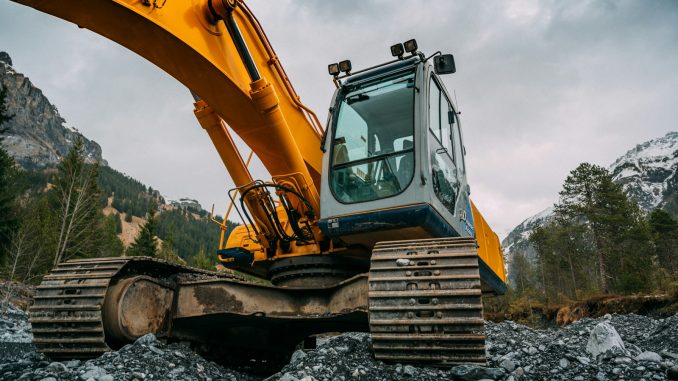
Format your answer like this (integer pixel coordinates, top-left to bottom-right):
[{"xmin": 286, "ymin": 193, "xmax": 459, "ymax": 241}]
[{"xmin": 470, "ymin": 201, "xmax": 507, "ymax": 284}]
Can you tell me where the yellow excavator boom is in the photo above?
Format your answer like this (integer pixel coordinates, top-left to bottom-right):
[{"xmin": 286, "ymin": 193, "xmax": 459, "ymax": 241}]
[{"xmin": 13, "ymin": 0, "xmax": 323, "ymax": 186}]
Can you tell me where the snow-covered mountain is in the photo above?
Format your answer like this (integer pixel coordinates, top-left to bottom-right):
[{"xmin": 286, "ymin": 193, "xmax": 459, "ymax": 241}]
[
  {"xmin": 502, "ymin": 131, "xmax": 678, "ymax": 283},
  {"xmin": 610, "ymin": 131, "xmax": 678, "ymax": 213}
]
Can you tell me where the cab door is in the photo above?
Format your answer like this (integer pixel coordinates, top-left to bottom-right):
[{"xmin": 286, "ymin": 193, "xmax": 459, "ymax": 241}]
[{"xmin": 428, "ymin": 75, "xmax": 461, "ymax": 216}]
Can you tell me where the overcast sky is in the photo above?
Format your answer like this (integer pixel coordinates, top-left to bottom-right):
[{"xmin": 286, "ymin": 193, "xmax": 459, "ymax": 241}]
[{"xmin": 1, "ymin": 0, "xmax": 677, "ymax": 237}]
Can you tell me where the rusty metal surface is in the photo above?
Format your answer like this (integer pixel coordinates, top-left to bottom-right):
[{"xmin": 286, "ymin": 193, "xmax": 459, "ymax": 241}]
[
  {"xmin": 368, "ymin": 237, "xmax": 487, "ymax": 366},
  {"xmin": 29, "ymin": 256, "xmax": 368, "ymax": 363},
  {"xmin": 103, "ymin": 276, "xmax": 174, "ymax": 343},
  {"xmin": 171, "ymin": 274, "xmax": 369, "ymax": 356},
  {"xmin": 176, "ymin": 273, "xmax": 368, "ymax": 318},
  {"xmin": 29, "ymin": 256, "xmax": 239, "ymax": 359}
]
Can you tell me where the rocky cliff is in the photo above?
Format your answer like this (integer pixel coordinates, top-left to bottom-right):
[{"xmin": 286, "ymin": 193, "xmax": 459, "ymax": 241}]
[{"xmin": 0, "ymin": 51, "xmax": 104, "ymax": 169}]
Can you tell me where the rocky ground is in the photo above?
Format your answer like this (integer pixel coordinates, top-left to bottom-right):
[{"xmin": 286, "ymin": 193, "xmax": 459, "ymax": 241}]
[{"xmin": 0, "ymin": 301, "xmax": 676, "ymax": 381}]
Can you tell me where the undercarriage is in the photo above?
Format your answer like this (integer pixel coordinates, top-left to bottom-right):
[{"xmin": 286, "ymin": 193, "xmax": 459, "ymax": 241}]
[{"xmin": 30, "ymin": 237, "xmax": 487, "ymax": 368}]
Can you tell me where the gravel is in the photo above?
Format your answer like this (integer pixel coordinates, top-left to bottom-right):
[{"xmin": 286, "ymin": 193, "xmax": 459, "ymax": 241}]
[{"xmin": 1, "ymin": 301, "xmax": 676, "ymax": 381}]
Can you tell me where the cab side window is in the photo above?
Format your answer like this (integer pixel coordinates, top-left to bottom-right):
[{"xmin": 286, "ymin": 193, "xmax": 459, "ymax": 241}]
[
  {"xmin": 428, "ymin": 76, "xmax": 460, "ymax": 215},
  {"xmin": 451, "ymin": 113, "xmax": 465, "ymax": 173}
]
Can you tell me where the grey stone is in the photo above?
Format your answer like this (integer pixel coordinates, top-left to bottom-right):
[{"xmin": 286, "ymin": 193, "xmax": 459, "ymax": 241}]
[
  {"xmin": 662, "ymin": 351, "xmax": 678, "ymax": 361},
  {"xmin": 596, "ymin": 371, "xmax": 606, "ymax": 381},
  {"xmin": 615, "ymin": 356, "xmax": 634, "ymax": 364},
  {"xmin": 46, "ymin": 362, "xmax": 67, "ymax": 372},
  {"xmin": 450, "ymin": 365, "xmax": 505, "ymax": 380},
  {"xmin": 291, "ymin": 350, "xmax": 307, "ymax": 364},
  {"xmin": 577, "ymin": 356, "xmax": 591, "ymax": 365},
  {"xmin": 132, "ymin": 372, "xmax": 146, "ymax": 380},
  {"xmin": 80, "ymin": 366, "xmax": 107, "ymax": 381},
  {"xmin": 637, "ymin": 351, "xmax": 663, "ymax": 363},
  {"xmin": 134, "ymin": 333, "xmax": 158, "ymax": 346},
  {"xmin": 586, "ymin": 322, "xmax": 628, "ymax": 358},
  {"xmin": 395, "ymin": 259, "xmax": 410, "ymax": 266},
  {"xmin": 574, "ymin": 377, "xmax": 584, "ymax": 381},
  {"xmin": 667, "ymin": 366, "xmax": 678, "ymax": 380},
  {"xmin": 40, "ymin": 378, "xmax": 57, "ymax": 381},
  {"xmin": 559, "ymin": 358, "xmax": 569, "ymax": 368},
  {"xmin": 403, "ymin": 365, "xmax": 415, "ymax": 376},
  {"xmin": 500, "ymin": 358, "xmax": 515, "ymax": 372},
  {"xmin": 279, "ymin": 374, "xmax": 301, "ymax": 381}
]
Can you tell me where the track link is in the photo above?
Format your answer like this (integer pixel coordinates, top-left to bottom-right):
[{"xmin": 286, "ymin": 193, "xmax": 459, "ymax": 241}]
[
  {"xmin": 29, "ymin": 258, "xmax": 130, "ymax": 359},
  {"xmin": 368, "ymin": 237, "xmax": 486, "ymax": 366}
]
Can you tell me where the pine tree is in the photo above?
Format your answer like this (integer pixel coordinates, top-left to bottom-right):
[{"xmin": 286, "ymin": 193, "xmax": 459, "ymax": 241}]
[
  {"xmin": 191, "ymin": 246, "xmax": 214, "ymax": 271},
  {"xmin": 0, "ymin": 85, "xmax": 21, "ymax": 260},
  {"xmin": 100, "ymin": 214, "xmax": 124, "ymax": 258},
  {"xmin": 649, "ymin": 209, "xmax": 678, "ymax": 273},
  {"xmin": 51, "ymin": 137, "xmax": 103, "ymax": 265},
  {"xmin": 128, "ymin": 204, "xmax": 158, "ymax": 257},
  {"xmin": 156, "ymin": 227, "xmax": 185, "ymax": 264},
  {"xmin": 554, "ymin": 162, "xmax": 654, "ymax": 294}
]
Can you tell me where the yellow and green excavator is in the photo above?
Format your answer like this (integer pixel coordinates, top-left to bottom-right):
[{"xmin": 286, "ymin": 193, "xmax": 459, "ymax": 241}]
[{"xmin": 15, "ymin": 0, "xmax": 507, "ymax": 368}]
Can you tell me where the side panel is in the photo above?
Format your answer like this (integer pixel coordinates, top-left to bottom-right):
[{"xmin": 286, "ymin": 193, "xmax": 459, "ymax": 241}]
[{"xmin": 471, "ymin": 201, "xmax": 507, "ymax": 288}]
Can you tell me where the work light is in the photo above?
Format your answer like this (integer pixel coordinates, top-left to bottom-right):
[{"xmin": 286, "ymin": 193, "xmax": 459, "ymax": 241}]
[
  {"xmin": 390, "ymin": 43, "xmax": 404, "ymax": 58},
  {"xmin": 328, "ymin": 63, "xmax": 340, "ymax": 76},
  {"xmin": 339, "ymin": 60, "xmax": 352, "ymax": 74},
  {"xmin": 404, "ymin": 39, "xmax": 418, "ymax": 54}
]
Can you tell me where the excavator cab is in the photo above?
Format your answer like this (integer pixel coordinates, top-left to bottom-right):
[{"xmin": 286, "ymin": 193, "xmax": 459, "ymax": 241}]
[{"xmin": 320, "ymin": 49, "xmax": 475, "ymax": 252}]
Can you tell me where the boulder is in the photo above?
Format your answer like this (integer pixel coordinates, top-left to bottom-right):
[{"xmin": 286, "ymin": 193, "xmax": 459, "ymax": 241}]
[
  {"xmin": 586, "ymin": 322, "xmax": 628, "ymax": 358},
  {"xmin": 635, "ymin": 351, "xmax": 662, "ymax": 363}
]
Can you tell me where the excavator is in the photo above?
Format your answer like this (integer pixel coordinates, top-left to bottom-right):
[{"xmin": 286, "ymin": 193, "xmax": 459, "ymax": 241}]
[{"xmin": 15, "ymin": 0, "xmax": 507, "ymax": 369}]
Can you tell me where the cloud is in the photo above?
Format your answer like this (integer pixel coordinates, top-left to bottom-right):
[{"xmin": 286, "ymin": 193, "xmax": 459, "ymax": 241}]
[{"xmin": 1, "ymin": 0, "xmax": 677, "ymax": 238}]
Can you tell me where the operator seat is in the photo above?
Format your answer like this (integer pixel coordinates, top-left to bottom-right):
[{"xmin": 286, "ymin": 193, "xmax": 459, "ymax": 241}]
[
  {"xmin": 396, "ymin": 139, "xmax": 414, "ymax": 190},
  {"xmin": 333, "ymin": 143, "xmax": 350, "ymax": 165}
]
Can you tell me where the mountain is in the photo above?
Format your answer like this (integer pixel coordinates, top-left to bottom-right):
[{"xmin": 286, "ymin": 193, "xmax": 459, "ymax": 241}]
[
  {"xmin": 0, "ymin": 51, "xmax": 235, "ymax": 263},
  {"xmin": 610, "ymin": 131, "xmax": 678, "ymax": 215},
  {"xmin": 502, "ymin": 131, "xmax": 678, "ymax": 283},
  {"xmin": 0, "ymin": 51, "xmax": 103, "ymax": 169}
]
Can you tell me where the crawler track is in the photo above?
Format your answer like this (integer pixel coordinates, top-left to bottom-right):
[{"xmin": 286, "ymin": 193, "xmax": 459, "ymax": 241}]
[
  {"xmin": 29, "ymin": 258, "xmax": 130, "ymax": 359},
  {"xmin": 29, "ymin": 257, "xmax": 239, "ymax": 360},
  {"xmin": 368, "ymin": 237, "xmax": 486, "ymax": 366}
]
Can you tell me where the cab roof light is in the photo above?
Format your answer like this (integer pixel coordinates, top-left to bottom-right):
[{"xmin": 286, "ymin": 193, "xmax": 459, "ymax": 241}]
[
  {"xmin": 328, "ymin": 63, "xmax": 340, "ymax": 76},
  {"xmin": 404, "ymin": 39, "xmax": 418, "ymax": 54},
  {"xmin": 390, "ymin": 43, "xmax": 404, "ymax": 59},
  {"xmin": 339, "ymin": 60, "xmax": 352, "ymax": 74}
]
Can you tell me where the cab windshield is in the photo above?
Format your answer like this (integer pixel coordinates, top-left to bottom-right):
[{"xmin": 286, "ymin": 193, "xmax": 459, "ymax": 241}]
[{"xmin": 330, "ymin": 69, "xmax": 415, "ymax": 203}]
